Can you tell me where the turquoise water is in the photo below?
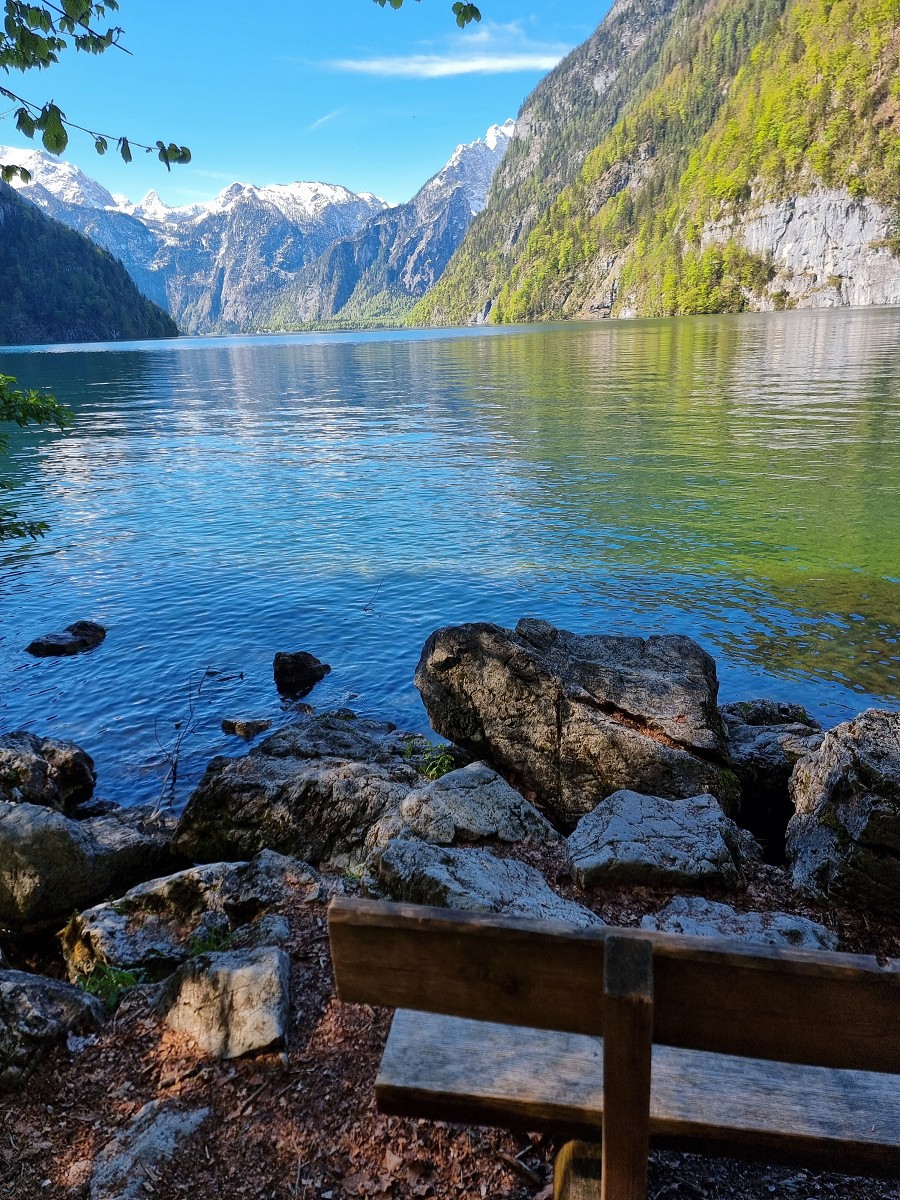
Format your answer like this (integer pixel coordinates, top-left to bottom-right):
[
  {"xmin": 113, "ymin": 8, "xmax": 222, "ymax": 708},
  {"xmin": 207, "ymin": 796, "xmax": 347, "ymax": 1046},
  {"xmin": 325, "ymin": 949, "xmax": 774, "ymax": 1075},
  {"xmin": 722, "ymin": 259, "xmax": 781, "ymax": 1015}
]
[{"xmin": 1, "ymin": 308, "xmax": 899, "ymax": 807}]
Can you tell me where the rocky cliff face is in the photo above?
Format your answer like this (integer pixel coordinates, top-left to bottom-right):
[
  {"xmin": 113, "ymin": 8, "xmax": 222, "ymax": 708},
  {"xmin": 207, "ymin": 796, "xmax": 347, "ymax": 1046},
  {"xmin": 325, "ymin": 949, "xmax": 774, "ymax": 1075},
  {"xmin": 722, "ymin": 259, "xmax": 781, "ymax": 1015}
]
[
  {"xmin": 261, "ymin": 121, "xmax": 514, "ymax": 329},
  {"xmin": 698, "ymin": 190, "xmax": 900, "ymax": 311},
  {"xmin": 415, "ymin": 0, "xmax": 900, "ymax": 325}
]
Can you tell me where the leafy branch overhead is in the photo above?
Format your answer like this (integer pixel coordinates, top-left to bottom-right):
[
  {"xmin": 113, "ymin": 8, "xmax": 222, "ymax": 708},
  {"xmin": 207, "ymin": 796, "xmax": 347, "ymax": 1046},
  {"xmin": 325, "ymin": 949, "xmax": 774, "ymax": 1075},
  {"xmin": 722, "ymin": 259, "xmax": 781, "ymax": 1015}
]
[
  {"xmin": 0, "ymin": 0, "xmax": 189, "ymax": 175},
  {"xmin": 373, "ymin": 0, "xmax": 482, "ymax": 28},
  {"xmin": 0, "ymin": 375, "xmax": 70, "ymax": 540}
]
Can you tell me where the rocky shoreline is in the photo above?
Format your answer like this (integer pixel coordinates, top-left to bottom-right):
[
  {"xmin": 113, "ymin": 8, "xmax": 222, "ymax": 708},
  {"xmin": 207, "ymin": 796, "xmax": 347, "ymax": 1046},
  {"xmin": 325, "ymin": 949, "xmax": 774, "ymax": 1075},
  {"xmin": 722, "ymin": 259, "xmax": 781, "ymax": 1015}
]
[{"xmin": 1, "ymin": 619, "xmax": 898, "ymax": 1200}]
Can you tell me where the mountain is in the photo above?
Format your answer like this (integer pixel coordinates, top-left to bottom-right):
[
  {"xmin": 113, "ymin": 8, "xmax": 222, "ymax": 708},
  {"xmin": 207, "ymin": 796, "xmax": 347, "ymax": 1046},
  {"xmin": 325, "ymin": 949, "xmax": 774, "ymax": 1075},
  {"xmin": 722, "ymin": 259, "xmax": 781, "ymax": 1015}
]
[
  {"xmin": 0, "ymin": 182, "xmax": 178, "ymax": 346},
  {"xmin": 414, "ymin": 0, "xmax": 900, "ymax": 324},
  {"xmin": 259, "ymin": 121, "xmax": 515, "ymax": 329},
  {"xmin": 0, "ymin": 149, "xmax": 388, "ymax": 334}
]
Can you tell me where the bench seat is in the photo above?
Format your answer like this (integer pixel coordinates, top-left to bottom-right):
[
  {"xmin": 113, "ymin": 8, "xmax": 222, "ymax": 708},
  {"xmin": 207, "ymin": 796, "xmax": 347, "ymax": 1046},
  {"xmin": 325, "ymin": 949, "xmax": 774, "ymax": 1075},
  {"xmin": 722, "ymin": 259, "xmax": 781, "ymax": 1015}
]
[{"xmin": 377, "ymin": 1009, "xmax": 900, "ymax": 1176}]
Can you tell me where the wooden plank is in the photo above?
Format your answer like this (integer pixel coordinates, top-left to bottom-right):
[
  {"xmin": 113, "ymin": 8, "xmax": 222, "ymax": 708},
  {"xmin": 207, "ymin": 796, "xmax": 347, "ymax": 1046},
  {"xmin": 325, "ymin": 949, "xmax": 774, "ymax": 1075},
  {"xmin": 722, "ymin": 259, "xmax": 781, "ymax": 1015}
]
[
  {"xmin": 376, "ymin": 1011, "xmax": 900, "ymax": 1176},
  {"xmin": 555, "ymin": 1143, "xmax": 603, "ymax": 1200},
  {"xmin": 329, "ymin": 898, "xmax": 900, "ymax": 1073},
  {"xmin": 601, "ymin": 936, "xmax": 653, "ymax": 1200}
]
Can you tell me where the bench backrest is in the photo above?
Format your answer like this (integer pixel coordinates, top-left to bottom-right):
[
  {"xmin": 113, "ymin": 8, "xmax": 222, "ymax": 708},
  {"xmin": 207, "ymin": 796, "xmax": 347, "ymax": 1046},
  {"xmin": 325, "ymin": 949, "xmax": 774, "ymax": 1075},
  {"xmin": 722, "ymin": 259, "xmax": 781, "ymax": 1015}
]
[{"xmin": 328, "ymin": 897, "xmax": 900, "ymax": 1074}]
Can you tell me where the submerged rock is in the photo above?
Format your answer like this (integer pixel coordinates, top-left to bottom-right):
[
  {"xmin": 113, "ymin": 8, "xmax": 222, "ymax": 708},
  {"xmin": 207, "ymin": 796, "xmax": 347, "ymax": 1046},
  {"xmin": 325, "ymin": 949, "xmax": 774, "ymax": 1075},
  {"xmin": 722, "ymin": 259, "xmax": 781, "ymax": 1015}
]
[
  {"xmin": 720, "ymin": 700, "xmax": 822, "ymax": 857},
  {"xmin": 221, "ymin": 718, "xmax": 271, "ymax": 739},
  {"xmin": 157, "ymin": 946, "xmax": 290, "ymax": 1059},
  {"xmin": 62, "ymin": 850, "xmax": 319, "ymax": 979},
  {"xmin": 640, "ymin": 896, "xmax": 837, "ymax": 950},
  {"xmin": 0, "ymin": 801, "xmax": 173, "ymax": 927},
  {"xmin": 365, "ymin": 838, "xmax": 602, "ymax": 926},
  {"xmin": 173, "ymin": 711, "xmax": 422, "ymax": 866},
  {"xmin": 26, "ymin": 620, "xmax": 106, "ymax": 658},
  {"xmin": 0, "ymin": 969, "xmax": 103, "ymax": 1091},
  {"xmin": 415, "ymin": 619, "xmax": 736, "ymax": 829},
  {"xmin": 786, "ymin": 709, "xmax": 900, "ymax": 918},
  {"xmin": 566, "ymin": 790, "xmax": 758, "ymax": 890},
  {"xmin": 366, "ymin": 760, "xmax": 558, "ymax": 850},
  {"xmin": 0, "ymin": 731, "xmax": 95, "ymax": 812},
  {"xmin": 273, "ymin": 650, "xmax": 330, "ymax": 697},
  {"xmin": 89, "ymin": 1101, "xmax": 208, "ymax": 1200}
]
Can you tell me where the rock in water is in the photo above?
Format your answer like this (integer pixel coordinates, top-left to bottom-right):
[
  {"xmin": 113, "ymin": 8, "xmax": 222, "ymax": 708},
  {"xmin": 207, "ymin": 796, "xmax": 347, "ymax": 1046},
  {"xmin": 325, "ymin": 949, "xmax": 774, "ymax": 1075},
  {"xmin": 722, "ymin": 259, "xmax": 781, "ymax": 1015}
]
[
  {"xmin": 89, "ymin": 1101, "xmax": 208, "ymax": 1200},
  {"xmin": 365, "ymin": 839, "xmax": 602, "ymax": 926},
  {"xmin": 566, "ymin": 790, "xmax": 758, "ymax": 890},
  {"xmin": 640, "ymin": 896, "xmax": 837, "ymax": 950},
  {"xmin": 366, "ymin": 760, "xmax": 558, "ymax": 850},
  {"xmin": 25, "ymin": 620, "xmax": 106, "ymax": 657},
  {"xmin": 221, "ymin": 718, "xmax": 271, "ymax": 739},
  {"xmin": 719, "ymin": 700, "xmax": 822, "ymax": 858},
  {"xmin": 273, "ymin": 650, "xmax": 330, "ymax": 697},
  {"xmin": 415, "ymin": 619, "xmax": 735, "ymax": 828},
  {"xmin": 0, "ymin": 802, "xmax": 172, "ymax": 927},
  {"xmin": 786, "ymin": 709, "xmax": 900, "ymax": 919},
  {"xmin": 157, "ymin": 946, "xmax": 290, "ymax": 1059},
  {"xmin": 172, "ymin": 712, "xmax": 422, "ymax": 866},
  {"xmin": 0, "ymin": 731, "xmax": 95, "ymax": 812},
  {"xmin": 0, "ymin": 969, "xmax": 103, "ymax": 1091}
]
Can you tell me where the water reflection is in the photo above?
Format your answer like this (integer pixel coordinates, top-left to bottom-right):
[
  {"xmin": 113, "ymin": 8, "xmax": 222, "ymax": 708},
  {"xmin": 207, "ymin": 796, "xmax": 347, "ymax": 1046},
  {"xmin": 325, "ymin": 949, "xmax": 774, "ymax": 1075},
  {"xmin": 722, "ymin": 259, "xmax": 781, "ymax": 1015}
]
[{"xmin": 1, "ymin": 309, "xmax": 898, "ymax": 806}]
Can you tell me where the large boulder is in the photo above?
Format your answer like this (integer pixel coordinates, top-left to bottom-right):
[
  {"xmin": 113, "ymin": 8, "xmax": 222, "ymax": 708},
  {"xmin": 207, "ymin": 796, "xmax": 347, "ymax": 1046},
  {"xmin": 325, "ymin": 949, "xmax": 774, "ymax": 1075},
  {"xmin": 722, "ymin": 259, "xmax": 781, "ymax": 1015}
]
[
  {"xmin": 25, "ymin": 619, "xmax": 106, "ymax": 658},
  {"xmin": 719, "ymin": 700, "xmax": 823, "ymax": 857},
  {"xmin": 566, "ymin": 790, "xmax": 758, "ymax": 890},
  {"xmin": 366, "ymin": 761, "xmax": 558, "ymax": 851},
  {"xmin": 173, "ymin": 712, "xmax": 423, "ymax": 866},
  {"xmin": 640, "ymin": 896, "xmax": 837, "ymax": 951},
  {"xmin": 786, "ymin": 709, "xmax": 900, "ymax": 918},
  {"xmin": 0, "ymin": 969, "xmax": 104, "ymax": 1091},
  {"xmin": 415, "ymin": 619, "xmax": 736, "ymax": 829},
  {"xmin": 365, "ymin": 839, "xmax": 602, "ymax": 927},
  {"xmin": 157, "ymin": 946, "xmax": 290, "ymax": 1059},
  {"xmin": 61, "ymin": 850, "xmax": 318, "ymax": 979},
  {"xmin": 0, "ymin": 802, "xmax": 173, "ymax": 927},
  {"xmin": 0, "ymin": 731, "xmax": 95, "ymax": 812},
  {"xmin": 89, "ymin": 1101, "xmax": 208, "ymax": 1200}
]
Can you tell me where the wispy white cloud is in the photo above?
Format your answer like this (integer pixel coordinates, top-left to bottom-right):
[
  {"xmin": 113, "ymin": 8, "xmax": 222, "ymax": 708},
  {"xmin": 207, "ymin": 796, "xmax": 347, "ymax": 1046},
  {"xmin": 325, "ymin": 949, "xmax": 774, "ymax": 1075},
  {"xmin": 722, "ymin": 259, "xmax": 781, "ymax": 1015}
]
[
  {"xmin": 307, "ymin": 108, "xmax": 343, "ymax": 131},
  {"xmin": 327, "ymin": 21, "xmax": 567, "ymax": 79},
  {"xmin": 329, "ymin": 51, "xmax": 562, "ymax": 77}
]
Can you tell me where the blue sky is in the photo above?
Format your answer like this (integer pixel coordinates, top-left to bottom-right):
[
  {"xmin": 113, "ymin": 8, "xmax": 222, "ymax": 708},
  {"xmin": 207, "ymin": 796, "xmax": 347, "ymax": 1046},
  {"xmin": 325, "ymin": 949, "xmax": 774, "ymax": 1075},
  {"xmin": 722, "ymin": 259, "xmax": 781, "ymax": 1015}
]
[{"xmin": 0, "ymin": 1, "xmax": 609, "ymax": 206}]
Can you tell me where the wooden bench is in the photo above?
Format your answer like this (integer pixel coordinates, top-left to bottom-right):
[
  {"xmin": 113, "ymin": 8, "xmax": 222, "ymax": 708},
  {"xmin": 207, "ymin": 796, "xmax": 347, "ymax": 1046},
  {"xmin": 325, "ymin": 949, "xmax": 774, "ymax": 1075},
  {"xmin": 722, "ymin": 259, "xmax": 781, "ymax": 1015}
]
[{"xmin": 328, "ymin": 897, "xmax": 900, "ymax": 1198}]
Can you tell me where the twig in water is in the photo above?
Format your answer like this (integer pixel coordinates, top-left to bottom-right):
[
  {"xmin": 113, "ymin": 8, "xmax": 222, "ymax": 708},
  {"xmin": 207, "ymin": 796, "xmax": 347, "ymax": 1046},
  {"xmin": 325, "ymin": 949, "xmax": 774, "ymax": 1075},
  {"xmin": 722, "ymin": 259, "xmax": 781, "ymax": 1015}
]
[{"xmin": 361, "ymin": 576, "xmax": 385, "ymax": 613}]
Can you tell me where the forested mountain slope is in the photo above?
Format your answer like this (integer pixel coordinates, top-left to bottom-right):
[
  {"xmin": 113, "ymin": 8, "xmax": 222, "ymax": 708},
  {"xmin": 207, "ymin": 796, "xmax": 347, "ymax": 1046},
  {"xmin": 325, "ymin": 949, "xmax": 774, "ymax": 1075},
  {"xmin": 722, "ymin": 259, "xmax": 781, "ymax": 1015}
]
[
  {"xmin": 0, "ymin": 183, "xmax": 178, "ymax": 346},
  {"xmin": 414, "ymin": 0, "xmax": 900, "ymax": 324}
]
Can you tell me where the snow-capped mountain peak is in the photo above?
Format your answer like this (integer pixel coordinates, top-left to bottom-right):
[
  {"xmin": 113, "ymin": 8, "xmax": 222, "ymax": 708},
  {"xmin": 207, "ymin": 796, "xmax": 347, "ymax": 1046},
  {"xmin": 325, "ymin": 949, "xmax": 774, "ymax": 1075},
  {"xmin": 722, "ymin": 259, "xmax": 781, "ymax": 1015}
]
[
  {"xmin": 0, "ymin": 145, "xmax": 117, "ymax": 209},
  {"xmin": 419, "ymin": 118, "xmax": 516, "ymax": 216}
]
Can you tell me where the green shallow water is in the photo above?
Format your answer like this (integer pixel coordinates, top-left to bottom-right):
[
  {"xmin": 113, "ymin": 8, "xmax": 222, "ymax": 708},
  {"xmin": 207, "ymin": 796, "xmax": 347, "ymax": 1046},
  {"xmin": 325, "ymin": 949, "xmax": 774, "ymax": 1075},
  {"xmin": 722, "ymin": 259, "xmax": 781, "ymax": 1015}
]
[{"xmin": 1, "ymin": 307, "xmax": 898, "ymax": 806}]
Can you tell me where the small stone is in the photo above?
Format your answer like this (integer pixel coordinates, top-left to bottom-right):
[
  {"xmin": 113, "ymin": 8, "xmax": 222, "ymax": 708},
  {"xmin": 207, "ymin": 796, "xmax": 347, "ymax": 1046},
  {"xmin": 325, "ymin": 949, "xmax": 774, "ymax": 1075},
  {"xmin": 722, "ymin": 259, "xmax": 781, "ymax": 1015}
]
[
  {"xmin": 157, "ymin": 946, "xmax": 290, "ymax": 1059},
  {"xmin": 26, "ymin": 621, "xmax": 106, "ymax": 658},
  {"xmin": 221, "ymin": 718, "xmax": 271, "ymax": 739},
  {"xmin": 566, "ymin": 790, "xmax": 758, "ymax": 890},
  {"xmin": 640, "ymin": 896, "xmax": 837, "ymax": 950},
  {"xmin": 273, "ymin": 651, "xmax": 331, "ymax": 697}
]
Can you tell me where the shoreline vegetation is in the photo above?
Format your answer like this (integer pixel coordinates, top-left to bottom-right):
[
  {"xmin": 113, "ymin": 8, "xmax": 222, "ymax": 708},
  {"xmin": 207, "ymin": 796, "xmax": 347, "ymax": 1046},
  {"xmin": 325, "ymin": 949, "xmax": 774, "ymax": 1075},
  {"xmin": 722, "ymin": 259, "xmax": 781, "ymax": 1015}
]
[{"xmin": 1, "ymin": 620, "xmax": 898, "ymax": 1198}]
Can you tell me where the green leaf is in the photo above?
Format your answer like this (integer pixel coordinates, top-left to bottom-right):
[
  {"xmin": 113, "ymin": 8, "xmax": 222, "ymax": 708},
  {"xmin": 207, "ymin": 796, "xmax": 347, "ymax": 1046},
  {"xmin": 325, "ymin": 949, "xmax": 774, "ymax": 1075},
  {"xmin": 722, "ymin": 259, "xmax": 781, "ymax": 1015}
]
[
  {"xmin": 118, "ymin": 136, "xmax": 132, "ymax": 163},
  {"xmin": 39, "ymin": 104, "xmax": 68, "ymax": 155},
  {"xmin": 94, "ymin": 135, "xmax": 107, "ymax": 154}
]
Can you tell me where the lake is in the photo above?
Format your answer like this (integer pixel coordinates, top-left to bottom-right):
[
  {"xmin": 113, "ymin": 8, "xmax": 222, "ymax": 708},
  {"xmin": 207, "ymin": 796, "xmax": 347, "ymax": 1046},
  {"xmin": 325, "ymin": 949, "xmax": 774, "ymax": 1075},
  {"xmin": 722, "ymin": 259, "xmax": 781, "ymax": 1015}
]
[{"xmin": 1, "ymin": 308, "xmax": 899, "ymax": 809}]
